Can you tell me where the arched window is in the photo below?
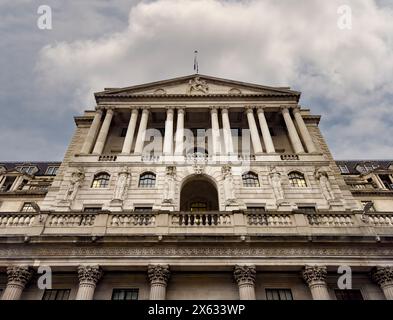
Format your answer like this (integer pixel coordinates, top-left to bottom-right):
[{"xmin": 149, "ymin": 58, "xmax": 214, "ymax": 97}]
[
  {"xmin": 139, "ymin": 172, "xmax": 156, "ymax": 188},
  {"xmin": 91, "ymin": 172, "xmax": 110, "ymax": 188},
  {"xmin": 242, "ymin": 172, "xmax": 260, "ymax": 187},
  {"xmin": 288, "ymin": 171, "xmax": 307, "ymax": 187}
]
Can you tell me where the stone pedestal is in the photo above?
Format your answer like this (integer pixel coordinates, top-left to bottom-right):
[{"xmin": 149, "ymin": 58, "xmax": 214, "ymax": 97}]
[
  {"xmin": 148, "ymin": 264, "xmax": 170, "ymax": 300},
  {"xmin": 371, "ymin": 266, "xmax": 393, "ymax": 300},
  {"xmin": 302, "ymin": 265, "xmax": 331, "ymax": 300},
  {"xmin": 1, "ymin": 266, "xmax": 33, "ymax": 300},
  {"xmin": 76, "ymin": 265, "xmax": 103, "ymax": 300},
  {"xmin": 234, "ymin": 265, "xmax": 256, "ymax": 300}
]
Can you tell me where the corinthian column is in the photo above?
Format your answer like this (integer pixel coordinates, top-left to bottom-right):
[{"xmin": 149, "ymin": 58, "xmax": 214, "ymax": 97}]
[
  {"xmin": 371, "ymin": 266, "xmax": 393, "ymax": 300},
  {"xmin": 210, "ymin": 107, "xmax": 221, "ymax": 155},
  {"xmin": 75, "ymin": 265, "xmax": 103, "ymax": 300},
  {"xmin": 174, "ymin": 108, "xmax": 185, "ymax": 155},
  {"xmin": 134, "ymin": 108, "xmax": 149, "ymax": 154},
  {"xmin": 92, "ymin": 108, "xmax": 114, "ymax": 154},
  {"xmin": 121, "ymin": 108, "xmax": 139, "ymax": 154},
  {"xmin": 81, "ymin": 109, "xmax": 103, "ymax": 154},
  {"xmin": 281, "ymin": 106, "xmax": 304, "ymax": 154},
  {"xmin": 1, "ymin": 266, "xmax": 33, "ymax": 300},
  {"xmin": 293, "ymin": 107, "xmax": 317, "ymax": 153},
  {"xmin": 302, "ymin": 265, "xmax": 330, "ymax": 300},
  {"xmin": 257, "ymin": 107, "xmax": 275, "ymax": 153},
  {"xmin": 163, "ymin": 108, "xmax": 174, "ymax": 155},
  {"xmin": 233, "ymin": 265, "xmax": 256, "ymax": 300},
  {"xmin": 245, "ymin": 107, "xmax": 263, "ymax": 154},
  {"xmin": 148, "ymin": 264, "xmax": 170, "ymax": 300},
  {"xmin": 221, "ymin": 107, "xmax": 234, "ymax": 154}
]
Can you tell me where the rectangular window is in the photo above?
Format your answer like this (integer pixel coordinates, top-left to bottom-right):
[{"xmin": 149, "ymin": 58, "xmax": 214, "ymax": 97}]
[
  {"xmin": 266, "ymin": 289, "xmax": 293, "ymax": 300},
  {"xmin": 298, "ymin": 206, "xmax": 316, "ymax": 214},
  {"xmin": 111, "ymin": 288, "xmax": 139, "ymax": 300},
  {"xmin": 338, "ymin": 165, "xmax": 349, "ymax": 174},
  {"xmin": 42, "ymin": 289, "xmax": 71, "ymax": 300},
  {"xmin": 17, "ymin": 166, "xmax": 37, "ymax": 174},
  {"xmin": 134, "ymin": 207, "xmax": 153, "ymax": 212},
  {"xmin": 21, "ymin": 202, "xmax": 36, "ymax": 212},
  {"xmin": 247, "ymin": 206, "xmax": 266, "ymax": 212},
  {"xmin": 45, "ymin": 167, "xmax": 59, "ymax": 175},
  {"xmin": 335, "ymin": 289, "xmax": 363, "ymax": 300},
  {"xmin": 83, "ymin": 207, "xmax": 102, "ymax": 212},
  {"xmin": 1, "ymin": 176, "xmax": 16, "ymax": 192}
]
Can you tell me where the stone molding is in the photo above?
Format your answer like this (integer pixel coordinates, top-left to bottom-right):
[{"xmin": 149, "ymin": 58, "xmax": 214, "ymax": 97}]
[
  {"xmin": 148, "ymin": 264, "xmax": 170, "ymax": 285},
  {"xmin": 233, "ymin": 265, "xmax": 256, "ymax": 285},
  {"xmin": 302, "ymin": 265, "xmax": 327, "ymax": 285},
  {"xmin": 77, "ymin": 265, "xmax": 103, "ymax": 285}
]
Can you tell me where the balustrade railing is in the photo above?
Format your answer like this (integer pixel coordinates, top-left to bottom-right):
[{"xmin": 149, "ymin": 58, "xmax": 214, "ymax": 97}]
[
  {"xmin": 306, "ymin": 213, "xmax": 354, "ymax": 226},
  {"xmin": 0, "ymin": 214, "xmax": 36, "ymax": 227},
  {"xmin": 110, "ymin": 213, "xmax": 155, "ymax": 226},
  {"xmin": 247, "ymin": 213, "xmax": 293, "ymax": 226},
  {"xmin": 171, "ymin": 212, "xmax": 232, "ymax": 226},
  {"xmin": 366, "ymin": 213, "xmax": 393, "ymax": 226},
  {"xmin": 47, "ymin": 214, "xmax": 95, "ymax": 227}
]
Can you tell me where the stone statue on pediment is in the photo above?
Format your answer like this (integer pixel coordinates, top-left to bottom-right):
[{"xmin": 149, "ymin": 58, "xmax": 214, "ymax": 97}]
[
  {"xmin": 113, "ymin": 169, "xmax": 130, "ymax": 201},
  {"xmin": 162, "ymin": 166, "xmax": 176, "ymax": 204},
  {"xmin": 64, "ymin": 168, "xmax": 85, "ymax": 201},
  {"xmin": 188, "ymin": 77, "xmax": 209, "ymax": 94},
  {"xmin": 315, "ymin": 168, "xmax": 334, "ymax": 202},
  {"xmin": 269, "ymin": 167, "xmax": 284, "ymax": 203},
  {"xmin": 222, "ymin": 165, "xmax": 237, "ymax": 205}
]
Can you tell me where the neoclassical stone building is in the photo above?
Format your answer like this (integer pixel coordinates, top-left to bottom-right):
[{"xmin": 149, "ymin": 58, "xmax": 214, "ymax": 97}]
[{"xmin": 0, "ymin": 74, "xmax": 393, "ymax": 300}]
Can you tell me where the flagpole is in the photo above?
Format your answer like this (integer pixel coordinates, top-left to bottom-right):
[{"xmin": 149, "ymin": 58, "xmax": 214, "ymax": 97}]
[{"xmin": 194, "ymin": 50, "xmax": 199, "ymax": 74}]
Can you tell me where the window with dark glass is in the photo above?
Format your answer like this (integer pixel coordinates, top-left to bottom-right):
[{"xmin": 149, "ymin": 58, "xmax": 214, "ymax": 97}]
[
  {"xmin": 247, "ymin": 206, "xmax": 266, "ymax": 212},
  {"xmin": 190, "ymin": 202, "xmax": 207, "ymax": 212},
  {"xmin": 242, "ymin": 172, "xmax": 260, "ymax": 187},
  {"xmin": 1, "ymin": 176, "xmax": 16, "ymax": 192},
  {"xmin": 42, "ymin": 289, "xmax": 70, "ymax": 300},
  {"xmin": 83, "ymin": 207, "xmax": 102, "ymax": 212},
  {"xmin": 379, "ymin": 174, "xmax": 393, "ymax": 190},
  {"xmin": 266, "ymin": 289, "xmax": 293, "ymax": 300},
  {"xmin": 298, "ymin": 206, "xmax": 316, "ymax": 214},
  {"xmin": 45, "ymin": 166, "xmax": 59, "ymax": 175},
  {"xmin": 288, "ymin": 172, "xmax": 307, "ymax": 187},
  {"xmin": 91, "ymin": 173, "xmax": 110, "ymax": 188},
  {"xmin": 335, "ymin": 289, "xmax": 363, "ymax": 300},
  {"xmin": 138, "ymin": 172, "xmax": 156, "ymax": 188},
  {"xmin": 134, "ymin": 207, "xmax": 153, "ymax": 212},
  {"xmin": 111, "ymin": 288, "xmax": 139, "ymax": 300}
]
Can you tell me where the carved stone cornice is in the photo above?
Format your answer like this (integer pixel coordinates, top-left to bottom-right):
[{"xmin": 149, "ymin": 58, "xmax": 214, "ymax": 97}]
[
  {"xmin": 77, "ymin": 265, "xmax": 103, "ymax": 285},
  {"xmin": 302, "ymin": 265, "xmax": 327, "ymax": 285},
  {"xmin": 233, "ymin": 265, "xmax": 256, "ymax": 286},
  {"xmin": 371, "ymin": 266, "xmax": 393, "ymax": 288},
  {"xmin": 148, "ymin": 264, "xmax": 170, "ymax": 285},
  {"xmin": 6, "ymin": 265, "xmax": 33, "ymax": 286}
]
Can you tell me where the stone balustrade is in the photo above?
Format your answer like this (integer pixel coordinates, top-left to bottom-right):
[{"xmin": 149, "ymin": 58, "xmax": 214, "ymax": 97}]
[{"xmin": 0, "ymin": 211, "xmax": 393, "ymax": 237}]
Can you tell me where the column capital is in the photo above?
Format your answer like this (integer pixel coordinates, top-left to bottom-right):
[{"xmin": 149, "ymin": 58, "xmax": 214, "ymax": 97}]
[
  {"xmin": 292, "ymin": 106, "xmax": 301, "ymax": 113},
  {"xmin": 164, "ymin": 106, "xmax": 175, "ymax": 111},
  {"xmin": 256, "ymin": 106, "xmax": 267, "ymax": 114},
  {"xmin": 95, "ymin": 106, "xmax": 104, "ymax": 113},
  {"xmin": 177, "ymin": 107, "xmax": 185, "ymax": 114},
  {"xmin": 371, "ymin": 266, "xmax": 393, "ymax": 288},
  {"xmin": 280, "ymin": 105, "xmax": 291, "ymax": 112},
  {"xmin": 106, "ymin": 107, "xmax": 115, "ymax": 114},
  {"xmin": 6, "ymin": 266, "xmax": 33, "ymax": 287},
  {"xmin": 233, "ymin": 265, "xmax": 256, "ymax": 286},
  {"xmin": 210, "ymin": 106, "xmax": 219, "ymax": 112},
  {"xmin": 244, "ymin": 106, "xmax": 255, "ymax": 114},
  {"xmin": 220, "ymin": 106, "xmax": 230, "ymax": 111},
  {"xmin": 302, "ymin": 265, "xmax": 327, "ymax": 285},
  {"xmin": 131, "ymin": 108, "xmax": 139, "ymax": 114},
  {"xmin": 148, "ymin": 264, "xmax": 170, "ymax": 286},
  {"xmin": 77, "ymin": 265, "xmax": 103, "ymax": 285}
]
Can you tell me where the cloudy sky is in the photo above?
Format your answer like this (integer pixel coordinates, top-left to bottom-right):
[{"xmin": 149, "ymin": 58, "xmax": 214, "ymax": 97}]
[{"xmin": 1, "ymin": 0, "xmax": 392, "ymax": 161}]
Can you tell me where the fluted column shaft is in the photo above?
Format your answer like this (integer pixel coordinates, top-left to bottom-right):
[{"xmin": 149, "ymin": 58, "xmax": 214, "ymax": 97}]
[
  {"xmin": 302, "ymin": 265, "xmax": 330, "ymax": 300},
  {"xmin": 81, "ymin": 109, "xmax": 103, "ymax": 154},
  {"xmin": 163, "ymin": 108, "xmax": 174, "ymax": 155},
  {"xmin": 257, "ymin": 108, "xmax": 275, "ymax": 153},
  {"xmin": 210, "ymin": 107, "xmax": 221, "ymax": 155},
  {"xmin": 371, "ymin": 266, "xmax": 393, "ymax": 300},
  {"xmin": 121, "ymin": 109, "xmax": 139, "ymax": 154},
  {"xmin": 234, "ymin": 265, "xmax": 256, "ymax": 300},
  {"xmin": 293, "ymin": 107, "xmax": 317, "ymax": 153},
  {"xmin": 281, "ymin": 107, "xmax": 305, "ymax": 154},
  {"xmin": 245, "ymin": 108, "xmax": 263, "ymax": 154},
  {"xmin": 148, "ymin": 265, "xmax": 170, "ymax": 300},
  {"xmin": 134, "ymin": 108, "xmax": 149, "ymax": 154},
  {"xmin": 174, "ymin": 109, "xmax": 185, "ymax": 155},
  {"xmin": 221, "ymin": 108, "xmax": 234, "ymax": 154},
  {"xmin": 75, "ymin": 265, "xmax": 102, "ymax": 300},
  {"xmin": 1, "ymin": 266, "xmax": 33, "ymax": 300},
  {"xmin": 92, "ymin": 109, "xmax": 114, "ymax": 154}
]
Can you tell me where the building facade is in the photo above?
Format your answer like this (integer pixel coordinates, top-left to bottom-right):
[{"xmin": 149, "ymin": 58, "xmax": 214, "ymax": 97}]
[{"xmin": 0, "ymin": 74, "xmax": 392, "ymax": 300}]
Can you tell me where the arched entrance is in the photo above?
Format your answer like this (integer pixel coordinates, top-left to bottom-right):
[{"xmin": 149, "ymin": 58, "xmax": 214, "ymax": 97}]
[{"xmin": 180, "ymin": 176, "xmax": 219, "ymax": 211}]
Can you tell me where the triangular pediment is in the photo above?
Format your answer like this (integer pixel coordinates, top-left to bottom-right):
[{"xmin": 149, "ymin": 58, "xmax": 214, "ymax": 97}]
[{"xmin": 95, "ymin": 74, "xmax": 300, "ymax": 100}]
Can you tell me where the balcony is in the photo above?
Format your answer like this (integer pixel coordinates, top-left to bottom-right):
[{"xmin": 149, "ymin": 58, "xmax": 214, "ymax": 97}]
[{"xmin": 0, "ymin": 210, "xmax": 393, "ymax": 240}]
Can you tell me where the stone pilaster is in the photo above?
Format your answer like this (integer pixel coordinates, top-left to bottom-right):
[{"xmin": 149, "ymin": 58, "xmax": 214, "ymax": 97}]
[
  {"xmin": 371, "ymin": 266, "xmax": 393, "ymax": 300},
  {"xmin": 1, "ymin": 266, "xmax": 33, "ymax": 300},
  {"xmin": 233, "ymin": 265, "xmax": 256, "ymax": 300},
  {"xmin": 75, "ymin": 265, "xmax": 103, "ymax": 300},
  {"xmin": 302, "ymin": 265, "xmax": 330, "ymax": 300},
  {"xmin": 148, "ymin": 264, "xmax": 170, "ymax": 300}
]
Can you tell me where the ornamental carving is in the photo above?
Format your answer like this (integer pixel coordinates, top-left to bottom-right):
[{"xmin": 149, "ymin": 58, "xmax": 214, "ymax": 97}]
[
  {"xmin": 233, "ymin": 265, "xmax": 256, "ymax": 285},
  {"xmin": 148, "ymin": 264, "xmax": 170, "ymax": 285},
  {"xmin": 6, "ymin": 265, "xmax": 33, "ymax": 286},
  {"xmin": 188, "ymin": 76, "xmax": 209, "ymax": 94},
  {"xmin": 113, "ymin": 169, "xmax": 130, "ymax": 201},
  {"xmin": 163, "ymin": 167, "xmax": 176, "ymax": 204},
  {"xmin": 371, "ymin": 266, "xmax": 393, "ymax": 287},
  {"xmin": 77, "ymin": 265, "xmax": 103, "ymax": 284},
  {"xmin": 63, "ymin": 168, "xmax": 85, "ymax": 201},
  {"xmin": 222, "ymin": 165, "xmax": 237, "ymax": 205},
  {"xmin": 302, "ymin": 265, "xmax": 327, "ymax": 285},
  {"xmin": 268, "ymin": 167, "xmax": 284, "ymax": 203},
  {"xmin": 315, "ymin": 168, "xmax": 335, "ymax": 202}
]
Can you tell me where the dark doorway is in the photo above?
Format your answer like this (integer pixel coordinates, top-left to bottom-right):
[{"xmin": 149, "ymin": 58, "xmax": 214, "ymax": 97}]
[{"xmin": 180, "ymin": 177, "xmax": 219, "ymax": 211}]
